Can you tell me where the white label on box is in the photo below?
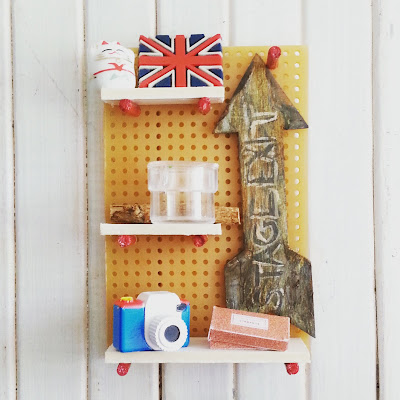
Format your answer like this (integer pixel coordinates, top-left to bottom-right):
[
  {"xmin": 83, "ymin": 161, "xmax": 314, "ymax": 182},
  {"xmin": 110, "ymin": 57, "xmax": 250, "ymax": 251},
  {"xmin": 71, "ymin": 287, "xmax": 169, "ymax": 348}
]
[{"xmin": 231, "ymin": 314, "xmax": 269, "ymax": 330}]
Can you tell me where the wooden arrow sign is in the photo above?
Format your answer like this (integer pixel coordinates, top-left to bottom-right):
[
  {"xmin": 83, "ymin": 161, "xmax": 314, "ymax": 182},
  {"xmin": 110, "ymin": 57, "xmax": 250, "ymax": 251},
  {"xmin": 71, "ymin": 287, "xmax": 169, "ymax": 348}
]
[{"xmin": 214, "ymin": 54, "xmax": 315, "ymax": 337}]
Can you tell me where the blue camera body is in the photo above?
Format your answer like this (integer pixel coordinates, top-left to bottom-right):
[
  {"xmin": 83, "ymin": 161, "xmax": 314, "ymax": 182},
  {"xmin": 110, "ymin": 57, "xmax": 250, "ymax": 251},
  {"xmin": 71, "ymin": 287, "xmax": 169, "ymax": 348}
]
[{"xmin": 113, "ymin": 292, "xmax": 190, "ymax": 352}]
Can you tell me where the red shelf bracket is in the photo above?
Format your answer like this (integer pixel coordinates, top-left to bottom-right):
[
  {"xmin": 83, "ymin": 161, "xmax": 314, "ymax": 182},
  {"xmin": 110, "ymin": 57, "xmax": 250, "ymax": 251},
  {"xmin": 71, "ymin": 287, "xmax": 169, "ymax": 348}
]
[
  {"xmin": 198, "ymin": 97, "xmax": 211, "ymax": 115},
  {"xmin": 117, "ymin": 362, "xmax": 131, "ymax": 376},
  {"xmin": 119, "ymin": 99, "xmax": 141, "ymax": 117},
  {"xmin": 285, "ymin": 363, "xmax": 299, "ymax": 375},
  {"xmin": 192, "ymin": 234, "xmax": 208, "ymax": 247},
  {"xmin": 118, "ymin": 235, "xmax": 137, "ymax": 248}
]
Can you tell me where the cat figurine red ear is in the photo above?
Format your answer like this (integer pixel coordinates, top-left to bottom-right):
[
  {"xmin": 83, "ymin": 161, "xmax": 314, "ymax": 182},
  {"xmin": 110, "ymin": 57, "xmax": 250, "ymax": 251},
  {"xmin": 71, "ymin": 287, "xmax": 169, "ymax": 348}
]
[{"xmin": 89, "ymin": 41, "xmax": 136, "ymax": 89}]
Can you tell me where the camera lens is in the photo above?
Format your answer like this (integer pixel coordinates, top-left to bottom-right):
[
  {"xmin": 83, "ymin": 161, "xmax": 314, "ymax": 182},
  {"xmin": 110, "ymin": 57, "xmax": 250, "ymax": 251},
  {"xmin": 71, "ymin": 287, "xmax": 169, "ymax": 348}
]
[
  {"xmin": 164, "ymin": 325, "xmax": 180, "ymax": 342},
  {"xmin": 147, "ymin": 316, "xmax": 188, "ymax": 351}
]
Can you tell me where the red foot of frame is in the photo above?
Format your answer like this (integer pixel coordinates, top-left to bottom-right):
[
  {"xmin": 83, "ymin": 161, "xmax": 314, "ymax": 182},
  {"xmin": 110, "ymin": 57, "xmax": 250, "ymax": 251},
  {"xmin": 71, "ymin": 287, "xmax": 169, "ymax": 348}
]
[
  {"xmin": 266, "ymin": 46, "xmax": 281, "ymax": 70},
  {"xmin": 198, "ymin": 97, "xmax": 211, "ymax": 115},
  {"xmin": 119, "ymin": 99, "xmax": 141, "ymax": 117},
  {"xmin": 117, "ymin": 363, "xmax": 131, "ymax": 376},
  {"xmin": 192, "ymin": 235, "xmax": 208, "ymax": 247},
  {"xmin": 118, "ymin": 235, "xmax": 137, "ymax": 248},
  {"xmin": 285, "ymin": 363, "xmax": 299, "ymax": 375}
]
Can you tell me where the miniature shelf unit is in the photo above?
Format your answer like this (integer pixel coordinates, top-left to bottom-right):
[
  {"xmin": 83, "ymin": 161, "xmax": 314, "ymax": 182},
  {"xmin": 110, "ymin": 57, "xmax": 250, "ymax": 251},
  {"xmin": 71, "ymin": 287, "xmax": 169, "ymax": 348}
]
[
  {"xmin": 100, "ymin": 223, "xmax": 222, "ymax": 236},
  {"xmin": 105, "ymin": 337, "xmax": 310, "ymax": 364},
  {"xmin": 103, "ymin": 46, "xmax": 311, "ymax": 360},
  {"xmin": 101, "ymin": 87, "xmax": 225, "ymax": 105}
]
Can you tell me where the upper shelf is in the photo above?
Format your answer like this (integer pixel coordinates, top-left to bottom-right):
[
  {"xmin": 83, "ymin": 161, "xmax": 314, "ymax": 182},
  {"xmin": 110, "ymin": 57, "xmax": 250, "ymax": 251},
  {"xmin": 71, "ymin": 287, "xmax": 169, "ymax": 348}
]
[
  {"xmin": 105, "ymin": 337, "xmax": 310, "ymax": 364},
  {"xmin": 101, "ymin": 87, "xmax": 225, "ymax": 105},
  {"xmin": 100, "ymin": 223, "xmax": 222, "ymax": 236}
]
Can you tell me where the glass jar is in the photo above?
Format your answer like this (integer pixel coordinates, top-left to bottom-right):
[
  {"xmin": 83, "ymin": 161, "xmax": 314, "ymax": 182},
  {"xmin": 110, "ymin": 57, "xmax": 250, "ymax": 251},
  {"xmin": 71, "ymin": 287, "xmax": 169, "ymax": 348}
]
[{"xmin": 147, "ymin": 161, "xmax": 219, "ymax": 223}]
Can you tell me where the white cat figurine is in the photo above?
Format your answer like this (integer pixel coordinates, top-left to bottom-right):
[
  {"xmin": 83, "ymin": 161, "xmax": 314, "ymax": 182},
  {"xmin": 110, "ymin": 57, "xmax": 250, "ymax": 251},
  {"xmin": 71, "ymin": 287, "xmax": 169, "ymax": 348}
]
[{"xmin": 89, "ymin": 41, "xmax": 136, "ymax": 89}]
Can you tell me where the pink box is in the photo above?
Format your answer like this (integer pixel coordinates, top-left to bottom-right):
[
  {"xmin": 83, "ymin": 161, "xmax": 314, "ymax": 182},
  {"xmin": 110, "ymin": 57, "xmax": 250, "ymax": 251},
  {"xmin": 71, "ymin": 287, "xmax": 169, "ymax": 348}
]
[
  {"xmin": 208, "ymin": 307, "xmax": 290, "ymax": 351},
  {"xmin": 209, "ymin": 340, "xmax": 259, "ymax": 350}
]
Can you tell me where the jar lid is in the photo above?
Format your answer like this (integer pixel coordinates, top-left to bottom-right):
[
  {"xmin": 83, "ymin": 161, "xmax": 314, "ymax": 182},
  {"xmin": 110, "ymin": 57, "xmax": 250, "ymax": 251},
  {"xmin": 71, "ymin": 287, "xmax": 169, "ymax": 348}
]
[{"xmin": 147, "ymin": 161, "xmax": 219, "ymax": 193}]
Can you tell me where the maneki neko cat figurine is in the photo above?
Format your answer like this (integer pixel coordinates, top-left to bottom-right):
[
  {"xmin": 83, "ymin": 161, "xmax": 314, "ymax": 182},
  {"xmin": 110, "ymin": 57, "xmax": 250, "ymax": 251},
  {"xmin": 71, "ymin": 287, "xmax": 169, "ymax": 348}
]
[{"xmin": 89, "ymin": 41, "xmax": 136, "ymax": 89}]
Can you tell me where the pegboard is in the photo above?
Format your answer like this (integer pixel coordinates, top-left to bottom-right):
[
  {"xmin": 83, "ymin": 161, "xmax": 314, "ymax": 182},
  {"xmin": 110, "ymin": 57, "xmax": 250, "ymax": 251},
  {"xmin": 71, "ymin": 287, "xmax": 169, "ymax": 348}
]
[{"xmin": 104, "ymin": 46, "xmax": 308, "ymax": 343}]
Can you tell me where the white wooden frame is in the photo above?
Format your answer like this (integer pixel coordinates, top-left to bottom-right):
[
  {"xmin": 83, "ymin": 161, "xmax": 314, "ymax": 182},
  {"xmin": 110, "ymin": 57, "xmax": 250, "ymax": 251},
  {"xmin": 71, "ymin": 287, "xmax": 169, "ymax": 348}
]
[{"xmin": 1, "ymin": 0, "xmax": 385, "ymax": 399}]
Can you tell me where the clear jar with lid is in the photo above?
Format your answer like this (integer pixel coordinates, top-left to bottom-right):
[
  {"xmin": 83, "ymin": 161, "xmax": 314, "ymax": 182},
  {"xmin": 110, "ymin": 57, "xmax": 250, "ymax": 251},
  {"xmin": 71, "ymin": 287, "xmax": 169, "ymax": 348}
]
[{"xmin": 147, "ymin": 161, "xmax": 219, "ymax": 223}]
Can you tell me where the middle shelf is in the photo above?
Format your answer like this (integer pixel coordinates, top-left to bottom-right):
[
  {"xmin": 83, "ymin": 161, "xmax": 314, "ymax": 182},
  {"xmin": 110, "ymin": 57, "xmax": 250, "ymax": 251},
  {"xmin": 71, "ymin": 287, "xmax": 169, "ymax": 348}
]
[{"xmin": 100, "ymin": 223, "xmax": 222, "ymax": 236}]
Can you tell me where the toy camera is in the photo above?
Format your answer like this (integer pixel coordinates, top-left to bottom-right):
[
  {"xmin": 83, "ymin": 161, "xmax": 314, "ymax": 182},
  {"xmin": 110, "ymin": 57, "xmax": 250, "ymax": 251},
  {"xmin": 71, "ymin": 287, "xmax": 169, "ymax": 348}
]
[{"xmin": 113, "ymin": 291, "xmax": 190, "ymax": 352}]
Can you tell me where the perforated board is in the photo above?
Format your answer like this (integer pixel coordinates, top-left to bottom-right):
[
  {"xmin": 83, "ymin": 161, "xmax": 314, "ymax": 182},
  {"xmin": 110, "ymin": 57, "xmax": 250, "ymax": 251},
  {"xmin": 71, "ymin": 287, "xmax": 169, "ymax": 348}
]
[{"xmin": 104, "ymin": 46, "xmax": 308, "ymax": 343}]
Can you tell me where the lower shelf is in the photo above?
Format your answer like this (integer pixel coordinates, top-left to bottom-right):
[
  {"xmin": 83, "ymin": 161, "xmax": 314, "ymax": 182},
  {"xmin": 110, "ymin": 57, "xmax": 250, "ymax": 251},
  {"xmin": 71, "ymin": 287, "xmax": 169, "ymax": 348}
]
[{"xmin": 105, "ymin": 337, "xmax": 310, "ymax": 364}]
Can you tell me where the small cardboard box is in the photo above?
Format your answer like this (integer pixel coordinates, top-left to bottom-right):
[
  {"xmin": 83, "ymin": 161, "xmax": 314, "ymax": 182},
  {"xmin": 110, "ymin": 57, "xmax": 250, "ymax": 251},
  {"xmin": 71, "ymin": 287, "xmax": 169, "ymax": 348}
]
[
  {"xmin": 208, "ymin": 307, "xmax": 290, "ymax": 351},
  {"xmin": 209, "ymin": 340, "xmax": 258, "ymax": 350}
]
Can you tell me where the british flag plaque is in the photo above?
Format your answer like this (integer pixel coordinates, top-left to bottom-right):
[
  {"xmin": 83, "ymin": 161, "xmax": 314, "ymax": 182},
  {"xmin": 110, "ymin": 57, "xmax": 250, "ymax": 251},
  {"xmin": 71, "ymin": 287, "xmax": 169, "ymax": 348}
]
[{"xmin": 138, "ymin": 34, "xmax": 224, "ymax": 88}]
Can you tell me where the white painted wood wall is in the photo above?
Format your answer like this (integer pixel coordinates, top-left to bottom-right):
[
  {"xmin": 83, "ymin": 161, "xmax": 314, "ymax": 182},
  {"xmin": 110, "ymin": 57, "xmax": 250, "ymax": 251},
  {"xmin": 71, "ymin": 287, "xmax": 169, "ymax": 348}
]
[{"xmin": 1, "ymin": 0, "xmax": 394, "ymax": 398}]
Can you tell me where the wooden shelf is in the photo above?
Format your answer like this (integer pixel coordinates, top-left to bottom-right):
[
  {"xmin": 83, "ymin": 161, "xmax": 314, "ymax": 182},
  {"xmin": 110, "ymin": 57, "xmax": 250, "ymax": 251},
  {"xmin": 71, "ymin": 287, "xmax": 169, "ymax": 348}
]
[
  {"xmin": 100, "ymin": 223, "xmax": 222, "ymax": 236},
  {"xmin": 101, "ymin": 87, "xmax": 225, "ymax": 105},
  {"xmin": 105, "ymin": 337, "xmax": 310, "ymax": 364}
]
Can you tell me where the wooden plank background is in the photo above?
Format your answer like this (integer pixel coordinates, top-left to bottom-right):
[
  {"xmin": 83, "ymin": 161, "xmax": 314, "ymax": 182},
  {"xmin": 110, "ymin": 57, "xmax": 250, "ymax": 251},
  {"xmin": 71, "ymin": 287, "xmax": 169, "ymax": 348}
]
[
  {"xmin": 0, "ymin": 0, "xmax": 16, "ymax": 398},
  {"xmin": 373, "ymin": 0, "xmax": 400, "ymax": 399},
  {"xmin": 305, "ymin": 1, "xmax": 376, "ymax": 399},
  {"xmin": 13, "ymin": 0, "xmax": 87, "ymax": 398},
  {"xmin": 0, "ymin": 0, "xmax": 386, "ymax": 398}
]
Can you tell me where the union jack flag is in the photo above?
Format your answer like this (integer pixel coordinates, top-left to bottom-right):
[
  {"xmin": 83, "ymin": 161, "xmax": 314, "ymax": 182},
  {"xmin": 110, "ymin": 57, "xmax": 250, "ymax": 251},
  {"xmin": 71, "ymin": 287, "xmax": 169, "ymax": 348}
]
[{"xmin": 138, "ymin": 34, "xmax": 224, "ymax": 88}]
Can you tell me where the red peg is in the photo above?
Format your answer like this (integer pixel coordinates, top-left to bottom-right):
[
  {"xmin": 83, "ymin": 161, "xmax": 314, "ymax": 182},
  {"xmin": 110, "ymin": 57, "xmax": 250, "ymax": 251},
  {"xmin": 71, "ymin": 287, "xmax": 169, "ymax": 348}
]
[
  {"xmin": 266, "ymin": 46, "xmax": 281, "ymax": 70},
  {"xmin": 198, "ymin": 97, "xmax": 211, "ymax": 115},
  {"xmin": 119, "ymin": 99, "xmax": 141, "ymax": 117},
  {"xmin": 117, "ymin": 363, "xmax": 131, "ymax": 376},
  {"xmin": 192, "ymin": 235, "xmax": 208, "ymax": 247},
  {"xmin": 118, "ymin": 235, "xmax": 137, "ymax": 248},
  {"xmin": 285, "ymin": 363, "xmax": 299, "ymax": 375}
]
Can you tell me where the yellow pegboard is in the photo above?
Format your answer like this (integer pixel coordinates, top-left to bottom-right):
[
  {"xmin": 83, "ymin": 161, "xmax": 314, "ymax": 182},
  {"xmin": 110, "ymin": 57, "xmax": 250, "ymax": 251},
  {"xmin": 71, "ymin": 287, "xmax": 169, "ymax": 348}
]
[{"xmin": 104, "ymin": 46, "xmax": 308, "ymax": 343}]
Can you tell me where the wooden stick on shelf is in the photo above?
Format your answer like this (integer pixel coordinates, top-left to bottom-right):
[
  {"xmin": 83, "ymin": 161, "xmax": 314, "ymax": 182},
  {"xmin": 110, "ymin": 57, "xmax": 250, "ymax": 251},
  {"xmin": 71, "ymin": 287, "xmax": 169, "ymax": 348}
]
[
  {"xmin": 110, "ymin": 204, "xmax": 241, "ymax": 225},
  {"xmin": 111, "ymin": 204, "xmax": 151, "ymax": 224}
]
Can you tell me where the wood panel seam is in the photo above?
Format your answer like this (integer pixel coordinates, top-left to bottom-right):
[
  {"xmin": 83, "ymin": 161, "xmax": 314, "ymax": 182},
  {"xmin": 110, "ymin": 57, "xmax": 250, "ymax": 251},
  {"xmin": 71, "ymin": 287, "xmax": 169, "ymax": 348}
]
[
  {"xmin": 10, "ymin": 0, "xmax": 17, "ymax": 396},
  {"xmin": 81, "ymin": 0, "xmax": 90, "ymax": 398}
]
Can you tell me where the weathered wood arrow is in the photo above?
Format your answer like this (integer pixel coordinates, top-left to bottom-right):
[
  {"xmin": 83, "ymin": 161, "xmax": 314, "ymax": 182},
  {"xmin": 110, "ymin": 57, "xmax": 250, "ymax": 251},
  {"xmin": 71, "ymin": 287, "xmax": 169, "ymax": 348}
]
[{"xmin": 214, "ymin": 54, "xmax": 315, "ymax": 337}]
